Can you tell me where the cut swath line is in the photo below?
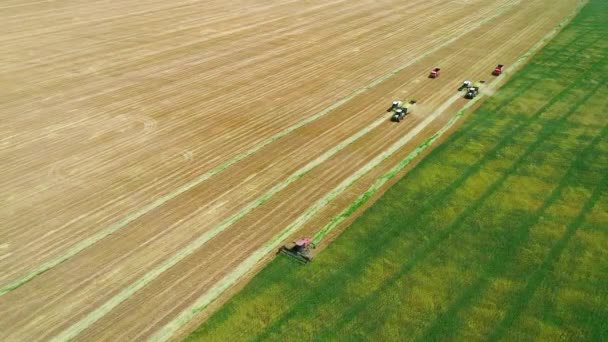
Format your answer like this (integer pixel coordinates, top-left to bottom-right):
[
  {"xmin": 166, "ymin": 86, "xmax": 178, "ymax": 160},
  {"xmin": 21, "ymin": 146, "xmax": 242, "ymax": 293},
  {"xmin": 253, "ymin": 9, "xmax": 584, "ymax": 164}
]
[
  {"xmin": 0, "ymin": 0, "xmax": 520, "ymax": 298},
  {"xmin": 150, "ymin": 91, "xmax": 469, "ymax": 342},
  {"xmin": 148, "ymin": 6, "xmax": 585, "ymax": 339},
  {"xmin": 50, "ymin": 112, "xmax": 391, "ymax": 342}
]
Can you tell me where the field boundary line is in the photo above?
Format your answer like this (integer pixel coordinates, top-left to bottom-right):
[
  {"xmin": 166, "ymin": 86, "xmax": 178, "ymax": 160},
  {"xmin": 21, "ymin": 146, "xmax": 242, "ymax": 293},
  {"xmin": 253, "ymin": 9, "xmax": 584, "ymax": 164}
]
[
  {"xmin": 0, "ymin": 0, "xmax": 520, "ymax": 297},
  {"xmin": 149, "ymin": 3, "xmax": 586, "ymax": 340}
]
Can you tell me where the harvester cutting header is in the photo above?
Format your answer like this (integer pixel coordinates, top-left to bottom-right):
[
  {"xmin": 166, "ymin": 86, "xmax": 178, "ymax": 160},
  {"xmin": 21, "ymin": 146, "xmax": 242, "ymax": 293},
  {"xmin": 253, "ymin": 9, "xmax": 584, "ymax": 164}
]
[{"xmin": 278, "ymin": 237, "xmax": 316, "ymax": 264}]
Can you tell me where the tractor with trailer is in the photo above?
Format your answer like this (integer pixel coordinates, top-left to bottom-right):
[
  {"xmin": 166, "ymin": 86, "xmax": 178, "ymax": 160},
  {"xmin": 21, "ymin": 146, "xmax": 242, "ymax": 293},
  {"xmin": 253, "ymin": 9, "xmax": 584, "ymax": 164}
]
[
  {"xmin": 465, "ymin": 84, "xmax": 479, "ymax": 99},
  {"xmin": 429, "ymin": 67, "xmax": 441, "ymax": 78},
  {"xmin": 464, "ymin": 81, "xmax": 485, "ymax": 99},
  {"xmin": 493, "ymin": 64, "xmax": 505, "ymax": 76},
  {"xmin": 391, "ymin": 100, "xmax": 417, "ymax": 122},
  {"xmin": 392, "ymin": 108, "xmax": 407, "ymax": 122},
  {"xmin": 278, "ymin": 237, "xmax": 316, "ymax": 264}
]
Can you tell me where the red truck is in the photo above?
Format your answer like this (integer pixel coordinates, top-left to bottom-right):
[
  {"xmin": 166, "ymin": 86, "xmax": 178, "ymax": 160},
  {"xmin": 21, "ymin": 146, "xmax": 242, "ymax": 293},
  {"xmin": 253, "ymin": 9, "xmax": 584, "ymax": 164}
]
[
  {"xmin": 493, "ymin": 64, "xmax": 505, "ymax": 76},
  {"xmin": 429, "ymin": 67, "xmax": 441, "ymax": 78}
]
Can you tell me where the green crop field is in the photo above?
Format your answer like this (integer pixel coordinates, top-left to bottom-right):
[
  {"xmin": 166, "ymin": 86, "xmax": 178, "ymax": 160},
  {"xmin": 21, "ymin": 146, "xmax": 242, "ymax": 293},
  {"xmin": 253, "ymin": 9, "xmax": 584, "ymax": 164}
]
[{"xmin": 189, "ymin": 1, "xmax": 608, "ymax": 340}]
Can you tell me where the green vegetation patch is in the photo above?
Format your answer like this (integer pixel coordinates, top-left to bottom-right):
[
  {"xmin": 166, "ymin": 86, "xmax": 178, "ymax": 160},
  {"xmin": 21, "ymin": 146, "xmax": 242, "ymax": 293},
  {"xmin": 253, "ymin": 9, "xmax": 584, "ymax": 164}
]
[{"xmin": 189, "ymin": 1, "xmax": 608, "ymax": 340}]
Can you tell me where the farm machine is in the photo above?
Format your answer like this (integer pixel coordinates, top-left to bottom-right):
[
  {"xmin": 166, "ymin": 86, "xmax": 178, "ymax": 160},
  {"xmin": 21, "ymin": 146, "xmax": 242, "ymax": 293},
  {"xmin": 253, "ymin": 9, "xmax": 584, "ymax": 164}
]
[
  {"xmin": 278, "ymin": 237, "xmax": 316, "ymax": 264},
  {"xmin": 493, "ymin": 64, "xmax": 505, "ymax": 76},
  {"xmin": 464, "ymin": 81, "xmax": 485, "ymax": 99},
  {"xmin": 429, "ymin": 67, "xmax": 441, "ymax": 78},
  {"xmin": 388, "ymin": 99, "xmax": 417, "ymax": 122},
  {"xmin": 387, "ymin": 100, "xmax": 403, "ymax": 112},
  {"xmin": 458, "ymin": 80, "xmax": 472, "ymax": 91}
]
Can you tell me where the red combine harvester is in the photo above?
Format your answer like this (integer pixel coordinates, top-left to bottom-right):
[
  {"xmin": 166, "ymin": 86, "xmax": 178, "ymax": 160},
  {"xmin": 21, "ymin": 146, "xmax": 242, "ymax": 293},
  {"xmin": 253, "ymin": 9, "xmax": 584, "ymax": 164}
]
[
  {"xmin": 493, "ymin": 64, "xmax": 504, "ymax": 76},
  {"xmin": 429, "ymin": 67, "xmax": 441, "ymax": 78},
  {"xmin": 278, "ymin": 237, "xmax": 316, "ymax": 264}
]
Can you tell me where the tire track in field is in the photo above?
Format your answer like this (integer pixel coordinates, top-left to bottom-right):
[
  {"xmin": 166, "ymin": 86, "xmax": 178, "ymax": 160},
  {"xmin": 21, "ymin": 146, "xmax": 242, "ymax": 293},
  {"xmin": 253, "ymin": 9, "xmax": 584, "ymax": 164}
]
[{"xmin": 0, "ymin": 0, "xmax": 518, "ymax": 297}]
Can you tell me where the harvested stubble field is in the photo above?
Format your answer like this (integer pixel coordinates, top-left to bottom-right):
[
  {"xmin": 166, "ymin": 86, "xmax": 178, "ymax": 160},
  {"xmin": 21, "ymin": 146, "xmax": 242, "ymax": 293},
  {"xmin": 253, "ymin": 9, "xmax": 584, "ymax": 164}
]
[
  {"xmin": 190, "ymin": 0, "xmax": 608, "ymax": 340},
  {"xmin": 0, "ymin": 0, "xmax": 586, "ymax": 340}
]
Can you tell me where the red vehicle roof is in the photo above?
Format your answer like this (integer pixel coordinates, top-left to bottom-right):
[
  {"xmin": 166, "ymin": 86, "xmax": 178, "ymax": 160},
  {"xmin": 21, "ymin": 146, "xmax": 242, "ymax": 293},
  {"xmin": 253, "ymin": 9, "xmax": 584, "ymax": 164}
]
[{"xmin": 295, "ymin": 237, "xmax": 312, "ymax": 246}]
